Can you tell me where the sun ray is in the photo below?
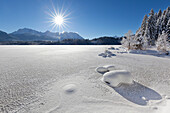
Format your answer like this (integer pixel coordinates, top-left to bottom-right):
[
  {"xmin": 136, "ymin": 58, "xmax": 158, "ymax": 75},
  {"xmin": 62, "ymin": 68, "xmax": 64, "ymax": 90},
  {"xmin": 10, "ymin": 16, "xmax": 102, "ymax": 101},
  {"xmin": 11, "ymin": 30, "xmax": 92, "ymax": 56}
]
[{"xmin": 46, "ymin": 3, "xmax": 70, "ymax": 32}]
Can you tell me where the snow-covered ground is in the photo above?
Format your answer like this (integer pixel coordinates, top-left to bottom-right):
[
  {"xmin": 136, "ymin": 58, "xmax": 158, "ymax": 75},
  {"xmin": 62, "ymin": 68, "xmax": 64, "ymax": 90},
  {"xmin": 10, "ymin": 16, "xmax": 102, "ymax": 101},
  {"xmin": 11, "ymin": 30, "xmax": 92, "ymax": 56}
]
[{"xmin": 0, "ymin": 45, "xmax": 170, "ymax": 113}]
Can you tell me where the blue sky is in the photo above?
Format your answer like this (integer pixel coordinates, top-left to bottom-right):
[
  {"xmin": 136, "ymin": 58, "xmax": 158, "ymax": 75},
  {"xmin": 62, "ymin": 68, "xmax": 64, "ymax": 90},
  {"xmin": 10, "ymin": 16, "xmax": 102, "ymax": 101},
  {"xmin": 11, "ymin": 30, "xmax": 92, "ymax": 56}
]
[{"xmin": 0, "ymin": 0, "xmax": 169, "ymax": 39}]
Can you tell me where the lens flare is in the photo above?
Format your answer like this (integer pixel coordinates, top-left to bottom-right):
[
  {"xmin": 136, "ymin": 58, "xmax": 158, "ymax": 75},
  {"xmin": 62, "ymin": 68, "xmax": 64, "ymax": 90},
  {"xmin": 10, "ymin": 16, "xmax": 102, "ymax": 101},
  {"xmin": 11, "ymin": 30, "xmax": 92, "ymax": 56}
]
[{"xmin": 46, "ymin": 3, "xmax": 71, "ymax": 32}]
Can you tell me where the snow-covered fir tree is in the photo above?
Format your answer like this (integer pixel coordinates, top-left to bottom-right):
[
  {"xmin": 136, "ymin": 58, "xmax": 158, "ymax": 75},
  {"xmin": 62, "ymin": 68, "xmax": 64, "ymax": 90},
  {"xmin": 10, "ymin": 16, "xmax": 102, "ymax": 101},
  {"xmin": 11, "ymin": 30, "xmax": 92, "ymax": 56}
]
[
  {"xmin": 136, "ymin": 15, "xmax": 148, "ymax": 37},
  {"xmin": 142, "ymin": 36, "xmax": 149, "ymax": 50},
  {"xmin": 157, "ymin": 9, "xmax": 162, "ymax": 18},
  {"xmin": 156, "ymin": 9, "xmax": 163, "ymax": 38},
  {"xmin": 156, "ymin": 31, "xmax": 169, "ymax": 54},
  {"xmin": 144, "ymin": 9, "xmax": 157, "ymax": 45},
  {"xmin": 122, "ymin": 7, "xmax": 170, "ymax": 51},
  {"xmin": 134, "ymin": 15, "xmax": 148, "ymax": 50},
  {"xmin": 166, "ymin": 19, "xmax": 170, "ymax": 38},
  {"xmin": 161, "ymin": 7, "xmax": 170, "ymax": 33},
  {"xmin": 156, "ymin": 14, "xmax": 163, "ymax": 37}
]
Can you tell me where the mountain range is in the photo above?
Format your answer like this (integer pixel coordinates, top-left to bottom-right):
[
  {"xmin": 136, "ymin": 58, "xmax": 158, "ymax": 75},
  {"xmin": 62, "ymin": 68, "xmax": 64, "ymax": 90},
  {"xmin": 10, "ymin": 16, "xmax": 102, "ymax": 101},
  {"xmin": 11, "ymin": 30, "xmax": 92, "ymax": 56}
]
[{"xmin": 0, "ymin": 28, "xmax": 83, "ymax": 41}]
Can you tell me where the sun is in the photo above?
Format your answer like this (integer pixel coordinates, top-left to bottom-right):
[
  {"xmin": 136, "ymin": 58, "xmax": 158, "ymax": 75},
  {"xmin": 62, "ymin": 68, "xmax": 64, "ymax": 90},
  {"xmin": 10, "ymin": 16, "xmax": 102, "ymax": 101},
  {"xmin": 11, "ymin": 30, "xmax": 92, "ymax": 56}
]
[
  {"xmin": 46, "ymin": 4, "xmax": 71, "ymax": 32},
  {"xmin": 54, "ymin": 15, "xmax": 64, "ymax": 25}
]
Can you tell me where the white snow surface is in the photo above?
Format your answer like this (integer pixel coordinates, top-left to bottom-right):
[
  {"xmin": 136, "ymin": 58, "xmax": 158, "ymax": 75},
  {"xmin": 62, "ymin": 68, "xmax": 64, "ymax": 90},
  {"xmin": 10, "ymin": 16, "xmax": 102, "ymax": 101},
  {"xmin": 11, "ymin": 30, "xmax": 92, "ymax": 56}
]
[
  {"xmin": 0, "ymin": 45, "xmax": 170, "ymax": 113},
  {"xmin": 103, "ymin": 65, "xmax": 115, "ymax": 71},
  {"xmin": 101, "ymin": 70, "xmax": 133, "ymax": 87},
  {"xmin": 95, "ymin": 67, "xmax": 108, "ymax": 73}
]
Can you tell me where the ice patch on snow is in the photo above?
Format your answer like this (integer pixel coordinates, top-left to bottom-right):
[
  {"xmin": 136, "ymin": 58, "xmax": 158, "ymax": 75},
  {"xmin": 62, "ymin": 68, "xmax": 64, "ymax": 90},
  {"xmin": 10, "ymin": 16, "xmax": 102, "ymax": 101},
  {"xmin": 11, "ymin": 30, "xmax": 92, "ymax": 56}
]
[{"xmin": 101, "ymin": 70, "xmax": 133, "ymax": 87}]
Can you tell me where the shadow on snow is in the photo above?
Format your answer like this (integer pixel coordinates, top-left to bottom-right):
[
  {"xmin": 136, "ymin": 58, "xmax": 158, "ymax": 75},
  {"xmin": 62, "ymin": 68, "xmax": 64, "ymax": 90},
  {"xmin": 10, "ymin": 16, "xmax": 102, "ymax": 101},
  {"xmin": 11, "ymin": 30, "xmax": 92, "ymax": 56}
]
[{"xmin": 111, "ymin": 81, "xmax": 162, "ymax": 105}]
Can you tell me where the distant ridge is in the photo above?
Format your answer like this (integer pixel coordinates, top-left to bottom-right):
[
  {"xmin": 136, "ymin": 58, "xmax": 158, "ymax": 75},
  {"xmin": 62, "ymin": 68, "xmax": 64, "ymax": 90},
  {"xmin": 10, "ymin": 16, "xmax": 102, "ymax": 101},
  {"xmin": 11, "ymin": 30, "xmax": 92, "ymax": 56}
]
[
  {"xmin": 0, "ymin": 30, "xmax": 16, "ymax": 41},
  {"xmin": 8, "ymin": 28, "xmax": 83, "ymax": 41},
  {"xmin": 0, "ymin": 28, "xmax": 122, "ymax": 45}
]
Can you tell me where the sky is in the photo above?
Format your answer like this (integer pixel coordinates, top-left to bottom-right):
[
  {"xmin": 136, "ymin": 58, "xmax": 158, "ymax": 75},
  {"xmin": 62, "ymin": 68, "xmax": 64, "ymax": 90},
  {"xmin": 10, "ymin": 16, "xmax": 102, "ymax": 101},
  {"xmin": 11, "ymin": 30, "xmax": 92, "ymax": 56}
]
[{"xmin": 0, "ymin": 0, "xmax": 169, "ymax": 39}]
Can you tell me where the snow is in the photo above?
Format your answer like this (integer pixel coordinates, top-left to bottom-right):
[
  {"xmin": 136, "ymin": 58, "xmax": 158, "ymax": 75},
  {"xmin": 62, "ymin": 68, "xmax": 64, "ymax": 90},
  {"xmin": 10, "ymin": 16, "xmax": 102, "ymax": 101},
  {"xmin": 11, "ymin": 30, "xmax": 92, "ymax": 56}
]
[
  {"xmin": 103, "ymin": 65, "xmax": 115, "ymax": 71},
  {"xmin": 96, "ymin": 65, "xmax": 115, "ymax": 74},
  {"xmin": 63, "ymin": 84, "xmax": 77, "ymax": 94},
  {"xmin": 0, "ymin": 45, "xmax": 170, "ymax": 113},
  {"xmin": 95, "ymin": 67, "xmax": 108, "ymax": 73},
  {"xmin": 98, "ymin": 50, "xmax": 116, "ymax": 58},
  {"xmin": 101, "ymin": 70, "xmax": 133, "ymax": 87}
]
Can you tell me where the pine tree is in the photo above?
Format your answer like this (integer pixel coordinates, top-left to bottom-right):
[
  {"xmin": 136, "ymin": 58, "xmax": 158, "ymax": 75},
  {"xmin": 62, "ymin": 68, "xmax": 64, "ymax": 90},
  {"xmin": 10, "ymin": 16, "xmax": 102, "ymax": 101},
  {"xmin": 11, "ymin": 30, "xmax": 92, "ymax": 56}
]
[
  {"xmin": 134, "ymin": 15, "xmax": 148, "ymax": 49},
  {"xmin": 155, "ymin": 13, "xmax": 158, "ymax": 21},
  {"xmin": 141, "ymin": 15, "xmax": 148, "ymax": 36},
  {"xmin": 144, "ymin": 9, "xmax": 157, "ymax": 46},
  {"xmin": 129, "ymin": 7, "xmax": 170, "ymax": 50},
  {"xmin": 157, "ymin": 9, "xmax": 162, "ymax": 18},
  {"xmin": 161, "ymin": 7, "xmax": 170, "ymax": 32},
  {"xmin": 166, "ymin": 19, "xmax": 170, "ymax": 38},
  {"xmin": 149, "ymin": 9, "xmax": 154, "ymax": 16},
  {"xmin": 156, "ymin": 31, "xmax": 169, "ymax": 53},
  {"xmin": 143, "ymin": 36, "xmax": 149, "ymax": 50},
  {"xmin": 165, "ymin": 7, "xmax": 170, "ymax": 34},
  {"xmin": 156, "ymin": 10, "xmax": 163, "ymax": 39}
]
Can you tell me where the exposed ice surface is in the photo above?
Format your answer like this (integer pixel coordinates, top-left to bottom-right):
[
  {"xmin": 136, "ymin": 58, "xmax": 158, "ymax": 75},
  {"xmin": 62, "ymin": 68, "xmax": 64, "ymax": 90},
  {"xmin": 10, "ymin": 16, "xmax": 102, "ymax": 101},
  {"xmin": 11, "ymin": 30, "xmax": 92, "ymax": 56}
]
[
  {"xmin": 101, "ymin": 70, "xmax": 133, "ymax": 87},
  {"xmin": 0, "ymin": 45, "xmax": 170, "ymax": 113}
]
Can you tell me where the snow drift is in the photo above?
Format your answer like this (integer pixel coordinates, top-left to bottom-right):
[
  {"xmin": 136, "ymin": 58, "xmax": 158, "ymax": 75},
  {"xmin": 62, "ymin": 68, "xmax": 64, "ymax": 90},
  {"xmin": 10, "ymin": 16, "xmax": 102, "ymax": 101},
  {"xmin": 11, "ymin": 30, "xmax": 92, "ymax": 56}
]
[{"xmin": 101, "ymin": 70, "xmax": 133, "ymax": 87}]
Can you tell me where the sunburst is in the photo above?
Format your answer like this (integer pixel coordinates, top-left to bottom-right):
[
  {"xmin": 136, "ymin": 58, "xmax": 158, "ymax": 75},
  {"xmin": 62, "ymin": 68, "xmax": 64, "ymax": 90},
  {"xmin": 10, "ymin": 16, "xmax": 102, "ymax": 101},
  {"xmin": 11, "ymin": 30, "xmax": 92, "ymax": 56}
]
[{"xmin": 46, "ymin": 3, "xmax": 71, "ymax": 32}]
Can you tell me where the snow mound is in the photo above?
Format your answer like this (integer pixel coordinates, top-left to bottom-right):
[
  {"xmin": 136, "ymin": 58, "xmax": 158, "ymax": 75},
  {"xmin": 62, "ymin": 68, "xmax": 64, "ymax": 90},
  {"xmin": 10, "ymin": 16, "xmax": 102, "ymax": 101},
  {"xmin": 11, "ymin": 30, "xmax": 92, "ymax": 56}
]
[
  {"xmin": 98, "ymin": 50, "xmax": 116, "ymax": 58},
  {"xmin": 96, "ymin": 65, "xmax": 115, "ymax": 73},
  {"xmin": 103, "ymin": 65, "xmax": 115, "ymax": 71},
  {"xmin": 95, "ymin": 67, "xmax": 108, "ymax": 73},
  {"xmin": 108, "ymin": 47, "xmax": 115, "ymax": 50},
  {"xmin": 63, "ymin": 84, "xmax": 77, "ymax": 94},
  {"xmin": 101, "ymin": 70, "xmax": 133, "ymax": 87}
]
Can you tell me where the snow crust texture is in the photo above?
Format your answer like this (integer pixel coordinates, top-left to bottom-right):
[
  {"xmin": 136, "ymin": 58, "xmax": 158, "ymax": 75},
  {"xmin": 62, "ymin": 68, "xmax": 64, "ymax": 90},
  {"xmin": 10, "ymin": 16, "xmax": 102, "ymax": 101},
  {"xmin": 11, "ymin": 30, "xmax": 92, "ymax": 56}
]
[
  {"xmin": 96, "ymin": 64, "xmax": 133, "ymax": 87},
  {"xmin": 98, "ymin": 50, "xmax": 116, "ymax": 58},
  {"xmin": 63, "ymin": 84, "xmax": 77, "ymax": 94},
  {"xmin": 0, "ymin": 45, "xmax": 170, "ymax": 113},
  {"xmin": 102, "ymin": 70, "xmax": 133, "ymax": 87}
]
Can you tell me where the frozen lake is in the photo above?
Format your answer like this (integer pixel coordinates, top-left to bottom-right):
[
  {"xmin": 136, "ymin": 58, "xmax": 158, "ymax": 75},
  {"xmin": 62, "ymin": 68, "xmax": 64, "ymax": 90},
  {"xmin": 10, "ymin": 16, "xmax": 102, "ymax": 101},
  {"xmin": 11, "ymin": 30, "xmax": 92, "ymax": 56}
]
[{"xmin": 0, "ymin": 45, "xmax": 170, "ymax": 113}]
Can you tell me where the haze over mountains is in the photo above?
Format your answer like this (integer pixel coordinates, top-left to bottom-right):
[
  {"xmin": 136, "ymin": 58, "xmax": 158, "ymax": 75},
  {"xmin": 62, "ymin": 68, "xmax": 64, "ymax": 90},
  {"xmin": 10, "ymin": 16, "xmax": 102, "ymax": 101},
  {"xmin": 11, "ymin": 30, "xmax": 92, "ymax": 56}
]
[
  {"xmin": 0, "ymin": 28, "xmax": 83, "ymax": 41},
  {"xmin": 0, "ymin": 28, "xmax": 122, "ymax": 45}
]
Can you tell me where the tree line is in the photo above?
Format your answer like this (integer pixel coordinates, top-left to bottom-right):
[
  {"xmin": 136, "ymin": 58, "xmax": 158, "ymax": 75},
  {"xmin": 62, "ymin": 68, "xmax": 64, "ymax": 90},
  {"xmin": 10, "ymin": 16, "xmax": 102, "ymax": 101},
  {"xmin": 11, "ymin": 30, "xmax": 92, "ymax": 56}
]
[{"xmin": 121, "ymin": 7, "xmax": 170, "ymax": 54}]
